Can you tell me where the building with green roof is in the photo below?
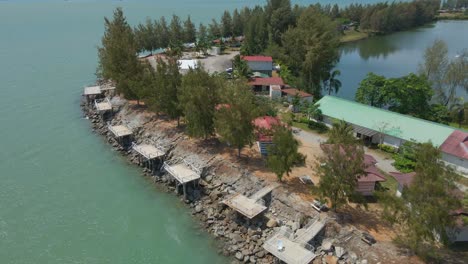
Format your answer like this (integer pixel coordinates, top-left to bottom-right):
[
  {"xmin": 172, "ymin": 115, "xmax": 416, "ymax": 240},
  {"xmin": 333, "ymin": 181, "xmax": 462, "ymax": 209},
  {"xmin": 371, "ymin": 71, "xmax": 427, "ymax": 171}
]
[{"xmin": 315, "ymin": 96, "xmax": 455, "ymax": 147}]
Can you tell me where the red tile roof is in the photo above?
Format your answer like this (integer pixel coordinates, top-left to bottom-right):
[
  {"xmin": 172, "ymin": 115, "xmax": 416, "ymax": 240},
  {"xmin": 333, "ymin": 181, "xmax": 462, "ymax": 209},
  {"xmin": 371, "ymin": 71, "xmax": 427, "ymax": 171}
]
[
  {"xmin": 253, "ymin": 116, "xmax": 282, "ymax": 142},
  {"xmin": 360, "ymin": 165, "xmax": 386, "ymax": 182},
  {"xmin": 248, "ymin": 77, "xmax": 284, "ymax": 86},
  {"xmin": 253, "ymin": 116, "xmax": 281, "ymax": 130},
  {"xmin": 282, "ymin": 88, "xmax": 313, "ymax": 98},
  {"xmin": 440, "ymin": 130, "xmax": 468, "ymax": 159},
  {"xmin": 389, "ymin": 172, "xmax": 416, "ymax": 186},
  {"xmin": 242, "ymin": 55, "xmax": 273, "ymax": 62}
]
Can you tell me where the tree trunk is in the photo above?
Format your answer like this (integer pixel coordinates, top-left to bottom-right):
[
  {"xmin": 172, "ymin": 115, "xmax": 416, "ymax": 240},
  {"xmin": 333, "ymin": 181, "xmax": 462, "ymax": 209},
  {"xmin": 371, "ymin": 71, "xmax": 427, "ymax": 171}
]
[{"xmin": 238, "ymin": 147, "xmax": 241, "ymax": 158}]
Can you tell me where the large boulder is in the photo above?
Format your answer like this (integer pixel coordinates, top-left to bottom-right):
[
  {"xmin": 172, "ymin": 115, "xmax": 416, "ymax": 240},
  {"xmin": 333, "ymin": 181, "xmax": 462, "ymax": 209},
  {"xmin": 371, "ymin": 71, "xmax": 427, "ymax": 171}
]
[{"xmin": 266, "ymin": 219, "xmax": 278, "ymax": 228}]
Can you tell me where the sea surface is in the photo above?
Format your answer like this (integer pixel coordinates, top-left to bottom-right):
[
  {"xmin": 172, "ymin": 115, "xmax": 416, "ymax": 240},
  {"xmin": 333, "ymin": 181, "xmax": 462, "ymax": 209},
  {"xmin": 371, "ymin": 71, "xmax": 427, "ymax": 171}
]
[{"xmin": 0, "ymin": 1, "xmax": 466, "ymax": 263}]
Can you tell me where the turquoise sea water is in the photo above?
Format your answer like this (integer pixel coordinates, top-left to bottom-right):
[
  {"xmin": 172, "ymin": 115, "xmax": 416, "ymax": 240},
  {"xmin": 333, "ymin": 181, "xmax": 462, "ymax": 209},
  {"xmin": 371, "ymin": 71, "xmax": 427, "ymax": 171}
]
[{"xmin": 0, "ymin": 1, "xmax": 466, "ymax": 263}]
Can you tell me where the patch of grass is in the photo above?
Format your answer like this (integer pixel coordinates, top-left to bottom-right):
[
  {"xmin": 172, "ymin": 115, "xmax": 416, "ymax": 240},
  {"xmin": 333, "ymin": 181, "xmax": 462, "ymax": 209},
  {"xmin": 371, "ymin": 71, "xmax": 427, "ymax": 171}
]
[
  {"xmin": 449, "ymin": 122, "xmax": 468, "ymax": 131},
  {"xmin": 380, "ymin": 172, "xmax": 399, "ymax": 194},
  {"xmin": 340, "ymin": 29, "xmax": 369, "ymax": 43},
  {"xmin": 292, "ymin": 121, "xmax": 315, "ymax": 133}
]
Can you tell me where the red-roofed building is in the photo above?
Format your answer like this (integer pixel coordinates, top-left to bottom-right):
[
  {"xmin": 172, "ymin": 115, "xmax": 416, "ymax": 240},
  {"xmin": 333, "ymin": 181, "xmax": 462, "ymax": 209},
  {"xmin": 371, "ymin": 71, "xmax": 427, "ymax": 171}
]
[
  {"xmin": 242, "ymin": 55, "xmax": 273, "ymax": 75},
  {"xmin": 440, "ymin": 130, "xmax": 468, "ymax": 174},
  {"xmin": 253, "ymin": 116, "xmax": 282, "ymax": 155},
  {"xmin": 248, "ymin": 77, "xmax": 285, "ymax": 95},
  {"xmin": 281, "ymin": 88, "xmax": 314, "ymax": 112},
  {"xmin": 389, "ymin": 172, "xmax": 416, "ymax": 197}
]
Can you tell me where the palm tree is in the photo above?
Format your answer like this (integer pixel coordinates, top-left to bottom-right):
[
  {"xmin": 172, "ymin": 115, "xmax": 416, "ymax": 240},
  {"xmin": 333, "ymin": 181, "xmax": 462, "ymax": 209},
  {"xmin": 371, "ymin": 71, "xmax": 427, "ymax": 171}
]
[
  {"xmin": 327, "ymin": 120, "xmax": 356, "ymax": 144},
  {"xmin": 324, "ymin": 70, "xmax": 342, "ymax": 95},
  {"xmin": 304, "ymin": 103, "xmax": 322, "ymax": 120},
  {"xmin": 450, "ymin": 97, "xmax": 466, "ymax": 128},
  {"xmin": 232, "ymin": 55, "xmax": 251, "ymax": 79}
]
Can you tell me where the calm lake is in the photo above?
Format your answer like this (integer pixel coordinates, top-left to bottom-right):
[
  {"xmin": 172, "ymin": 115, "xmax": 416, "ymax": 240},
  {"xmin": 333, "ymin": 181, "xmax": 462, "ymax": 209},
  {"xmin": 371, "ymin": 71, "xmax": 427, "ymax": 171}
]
[
  {"xmin": 0, "ymin": 0, "xmax": 466, "ymax": 263},
  {"xmin": 337, "ymin": 20, "xmax": 468, "ymax": 100}
]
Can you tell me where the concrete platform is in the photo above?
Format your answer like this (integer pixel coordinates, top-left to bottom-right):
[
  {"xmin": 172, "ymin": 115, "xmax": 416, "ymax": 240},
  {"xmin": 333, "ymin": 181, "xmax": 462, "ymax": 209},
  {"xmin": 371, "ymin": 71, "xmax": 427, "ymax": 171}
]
[
  {"xmin": 132, "ymin": 144, "xmax": 164, "ymax": 160},
  {"xmin": 163, "ymin": 162, "xmax": 200, "ymax": 184},
  {"xmin": 95, "ymin": 98, "xmax": 112, "ymax": 112},
  {"xmin": 223, "ymin": 194, "xmax": 267, "ymax": 219},
  {"xmin": 84, "ymin": 85, "xmax": 101, "ymax": 95},
  {"xmin": 263, "ymin": 232, "xmax": 316, "ymax": 264},
  {"xmin": 109, "ymin": 125, "xmax": 132, "ymax": 138}
]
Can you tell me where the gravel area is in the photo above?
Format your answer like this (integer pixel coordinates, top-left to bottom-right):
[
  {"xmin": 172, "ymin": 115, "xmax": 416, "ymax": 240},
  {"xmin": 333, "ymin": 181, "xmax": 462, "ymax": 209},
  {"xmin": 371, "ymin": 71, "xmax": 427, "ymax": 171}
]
[{"xmin": 199, "ymin": 51, "xmax": 239, "ymax": 74}]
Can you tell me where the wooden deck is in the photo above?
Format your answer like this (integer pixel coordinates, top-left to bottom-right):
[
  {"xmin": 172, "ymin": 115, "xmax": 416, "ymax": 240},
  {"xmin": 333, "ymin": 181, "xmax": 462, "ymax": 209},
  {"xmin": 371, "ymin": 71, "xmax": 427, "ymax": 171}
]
[
  {"xmin": 84, "ymin": 85, "xmax": 101, "ymax": 95},
  {"xmin": 223, "ymin": 194, "xmax": 267, "ymax": 219},
  {"xmin": 163, "ymin": 162, "xmax": 200, "ymax": 184},
  {"xmin": 249, "ymin": 183, "xmax": 279, "ymax": 202},
  {"xmin": 132, "ymin": 144, "xmax": 164, "ymax": 160},
  {"xmin": 108, "ymin": 125, "xmax": 132, "ymax": 138},
  {"xmin": 263, "ymin": 232, "xmax": 316, "ymax": 264}
]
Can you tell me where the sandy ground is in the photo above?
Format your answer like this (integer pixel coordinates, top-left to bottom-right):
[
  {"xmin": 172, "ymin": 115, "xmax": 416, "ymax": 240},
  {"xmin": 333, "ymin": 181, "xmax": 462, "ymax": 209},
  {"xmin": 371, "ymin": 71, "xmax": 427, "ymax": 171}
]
[{"xmin": 199, "ymin": 51, "xmax": 239, "ymax": 74}]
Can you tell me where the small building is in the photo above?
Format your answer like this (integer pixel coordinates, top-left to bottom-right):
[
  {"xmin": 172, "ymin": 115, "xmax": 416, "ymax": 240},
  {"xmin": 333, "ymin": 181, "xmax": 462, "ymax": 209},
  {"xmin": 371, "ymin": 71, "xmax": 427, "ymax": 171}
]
[
  {"xmin": 178, "ymin": 59, "xmax": 199, "ymax": 74},
  {"xmin": 248, "ymin": 77, "xmax": 285, "ymax": 95},
  {"xmin": 359, "ymin": 155, "xmax": 387, "ymax": 196},
  {"xmin": 389, "ymin": 172, "xmax": 416, "ymax": 197},
  {"xmin": 94, "ymin": 98, "xmax": 113, "ymax": 120},
  {"xmin": 281, "ymin": 88, "xmax": 313, "ymax": 104},
  {"xmin": 108, "ymin": 125, "xmax": 133, "ymax": 148},
  {"xmin": 162, "ymin": 159, "xmax": 201, "ymax": 200},
  {"xmin": 242, "ymin": 56, "xmax": 273, "ymax": 76},
  {"xmin": 132, "ymin": 143, "xmax": 165, "ymax": 174},
  {"xmin": 440, "ymin": 130, "xmax": 468, "ymax": 174},
  {"xmin": 253, "ymin": 116, "xmax": 282, "ymax": 155}
]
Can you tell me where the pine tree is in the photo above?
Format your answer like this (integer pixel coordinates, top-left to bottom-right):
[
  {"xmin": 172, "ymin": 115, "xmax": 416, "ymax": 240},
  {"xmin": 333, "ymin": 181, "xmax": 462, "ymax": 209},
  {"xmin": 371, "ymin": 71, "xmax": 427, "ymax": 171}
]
[
  {"xmin": 179, "ymin": 67, "xmax": 222, "ymax": 138},
  {"xmin": 380, "ymin": 143, "xmax": 462, "ymax": 252},
  {"xmin": 145, "ymin": 58, "xmax": 183, "ymax": 123},
  {"xmin": 97, "ymin": 7, "xmax": 140, "ymax": 98},
  {"xmin": 169, "ymin": 15, "xmax": 183, "ymax": 44},
  {"xmin": 315, "ymin": 143, "xmax": 366, "ymax": 211},
  {"xmin": 214, "ymin": 80, "xmax": 257, "ymax": 157},
  {"xmin": 221, "ymin": 11, "xmax": 233, "ymax": 37},
  {"xmin": 183, "ymin": 16, "xmax": 196, "ymax": 43},
  {"xmin": 266, "ymin": 125, "xmax": 303, "ymax": 181},
  {"xmin": 159, "ymin": 17, "xmax": 170, "ymax": 48},
  {"xmin": 232, "ymin": 9, "xmax": 243, "ymax": 36}
]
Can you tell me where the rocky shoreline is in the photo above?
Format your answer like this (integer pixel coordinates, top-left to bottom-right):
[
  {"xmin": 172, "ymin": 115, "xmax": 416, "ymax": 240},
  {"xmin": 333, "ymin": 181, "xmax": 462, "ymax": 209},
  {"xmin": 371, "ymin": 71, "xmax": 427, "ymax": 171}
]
[{"xmin": 81, "ymin": 94, "xmax": 405, "ymax": 264}]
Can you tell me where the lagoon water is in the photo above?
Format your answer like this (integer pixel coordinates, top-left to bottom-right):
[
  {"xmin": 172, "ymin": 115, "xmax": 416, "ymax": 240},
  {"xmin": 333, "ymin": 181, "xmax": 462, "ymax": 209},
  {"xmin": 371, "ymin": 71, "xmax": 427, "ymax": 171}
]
[{"xmin": 0, "ymin": 0, "xmax": 467, "ymax": 263}]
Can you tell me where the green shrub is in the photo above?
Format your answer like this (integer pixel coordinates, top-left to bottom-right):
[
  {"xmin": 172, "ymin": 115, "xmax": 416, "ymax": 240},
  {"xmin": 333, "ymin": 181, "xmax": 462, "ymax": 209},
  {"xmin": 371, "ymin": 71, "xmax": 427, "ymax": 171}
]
[
  {"xmin": 392, "ymin": 141, "xmax": 417, "ymax": 172},
  {"xmin": 308, "ymin": 120, "xmax": 329, "ymax": 133},
  {"xmin": 298, "ymin": 117, "xmax": 309, "ymax": 124},
  {"xmin": 378, "ymin": 144, "xmax": 397, "ymax": 153}
]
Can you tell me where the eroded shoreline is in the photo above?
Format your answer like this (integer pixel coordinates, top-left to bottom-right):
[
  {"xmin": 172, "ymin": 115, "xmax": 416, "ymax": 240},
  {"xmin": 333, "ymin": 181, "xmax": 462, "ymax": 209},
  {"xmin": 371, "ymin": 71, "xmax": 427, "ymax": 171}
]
[{"xmin": 81, "ymin": 94, "xmax": 415, "ymax": 264}]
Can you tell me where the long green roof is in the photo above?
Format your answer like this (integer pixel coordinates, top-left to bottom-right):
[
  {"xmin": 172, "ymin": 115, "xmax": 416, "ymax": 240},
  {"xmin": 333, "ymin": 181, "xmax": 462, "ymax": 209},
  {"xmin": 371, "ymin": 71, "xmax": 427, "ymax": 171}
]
[{"xmin": 316, "ymin": 96, "xmax": 455, "ymax": 146}]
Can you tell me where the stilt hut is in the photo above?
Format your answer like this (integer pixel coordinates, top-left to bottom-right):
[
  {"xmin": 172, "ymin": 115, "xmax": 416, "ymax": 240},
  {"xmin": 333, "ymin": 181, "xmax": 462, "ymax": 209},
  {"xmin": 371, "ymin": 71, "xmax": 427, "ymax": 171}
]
[
  {"xmin": 162, "ymin": 159, "xmax": 201, "ymax": 200},
  {"xmin": 94, "ymin": 98, "xmax": 113, "ymax": 120},
  {"xmin": 108, "ymin": 125, "xmax": 132, "ymax": 148},
  {"xmin": 83, "ymin": 85, "xmax": 102, "ymax": 104},
  {"xmin": 132, "ymin": 143, "xmax": 165, "ymax": 174}
]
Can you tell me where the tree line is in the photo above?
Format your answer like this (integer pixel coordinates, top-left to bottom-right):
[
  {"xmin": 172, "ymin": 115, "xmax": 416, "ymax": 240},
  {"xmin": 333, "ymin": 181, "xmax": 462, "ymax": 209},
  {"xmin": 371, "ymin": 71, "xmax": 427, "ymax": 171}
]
[
  {"xmin": 98, "ymin": 8, "xmax": 303, "ymax": 180},
  {"xmin": 355, "ymin": 39, "xmax": 468, "ymax": 126}
]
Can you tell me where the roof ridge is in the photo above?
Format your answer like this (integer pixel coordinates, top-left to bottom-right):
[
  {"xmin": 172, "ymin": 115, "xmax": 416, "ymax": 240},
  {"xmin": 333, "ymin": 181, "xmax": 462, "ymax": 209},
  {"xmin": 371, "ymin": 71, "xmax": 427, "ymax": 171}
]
[{"xmin": 322, "ymin": 96, "xmax": 456, "ymax": 131}]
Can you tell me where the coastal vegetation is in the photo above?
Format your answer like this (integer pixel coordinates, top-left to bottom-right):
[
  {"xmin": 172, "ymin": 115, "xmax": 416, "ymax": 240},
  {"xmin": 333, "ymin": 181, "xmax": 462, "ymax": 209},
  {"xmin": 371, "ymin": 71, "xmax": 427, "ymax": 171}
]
[
  {"xmin": 315, "ymin": 122, "xmax": 366, "ymax": 211},
  {"xmin": 98, "ymin": 7, "xmax": 301, "ymax": 164},
  {"xmin": 131, "ymin": 0, "xmax": 443, "ymax": 97},
  {"xmin": 379, "ymin": 143, "xmax": 462, "ymax": 260}
]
